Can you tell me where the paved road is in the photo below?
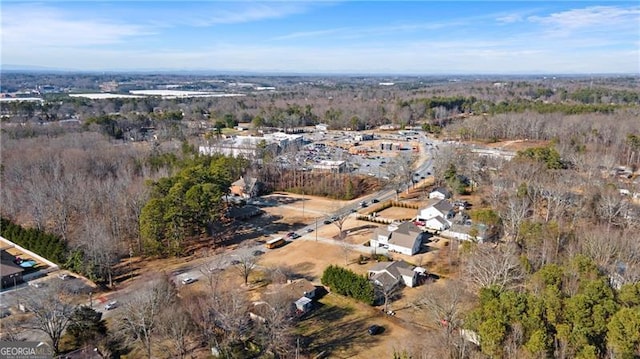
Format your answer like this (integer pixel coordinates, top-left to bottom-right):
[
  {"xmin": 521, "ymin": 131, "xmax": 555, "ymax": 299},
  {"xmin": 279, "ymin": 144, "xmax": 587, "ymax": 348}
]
[{"xmin": 95, "ymin": 132, "xmax": 439, "ymax": 315}]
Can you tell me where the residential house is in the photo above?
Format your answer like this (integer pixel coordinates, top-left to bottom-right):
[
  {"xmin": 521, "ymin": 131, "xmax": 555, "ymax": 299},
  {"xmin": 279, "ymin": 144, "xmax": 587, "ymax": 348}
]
[
  {"xmin": 261, "ymin": 279, "xmax": 318, "ymax": 316},
  {"xmin": 441, "ymin": 224, "xmax": 482, "ymax": 242},
  {"xmin": 230, "ymin": 176, "xmax": 260, "ymax": 198},
  {"xmin": 282, "ymin": 278, "xmax": 317, "ymax": 300},
  {"xmin": 429, "ymin": 187, "xmax": 452, "ymax": 200},
  {"xmin": 315, "ymin": 123, "xmax": 329, "ymax": 131},
  {"xmin": 368, "ymin": 260, "xmax": 418, "ymax": 288},
  {"xmin": 1, "ymin": 249, "xmax": 24, "ymax": 288},
  {"xmin": 417, "ymin": 199, "xmax": 455, "ymax": 232},
  {"xmin": 424, "ymin": 216, "xmax": 451, "ymax": 232},
  {"xmin": 370, "ymin": 222, "xmax": 425, "ymax": 256}
]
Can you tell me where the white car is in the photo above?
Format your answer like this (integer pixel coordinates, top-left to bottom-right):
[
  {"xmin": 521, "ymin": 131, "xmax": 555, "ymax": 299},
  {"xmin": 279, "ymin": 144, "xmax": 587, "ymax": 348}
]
[
  {"xmin": 181, "ymin": 277, "xmax": 196, "ymax": 285},
  {"xmin": 104, "ymin": 301, "xmax": 118, "ymax": 311}
]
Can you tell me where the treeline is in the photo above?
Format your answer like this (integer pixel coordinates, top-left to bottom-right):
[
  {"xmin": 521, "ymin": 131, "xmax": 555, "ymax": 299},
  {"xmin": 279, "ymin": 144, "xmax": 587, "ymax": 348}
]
[
  {"xmin": 488, "ymin": 100, "xmax": 620, "ymax": 115},
  {"xmin": 0, "ymin": 217, "xmax": 67, "ymax": 264},
  {"xmin": 139, "ymin": 153, "xmax": 249, "ymax": 256},
  {"xmin": 262, "ymin": 169, "xmax": 379, "ymax": 200},
  {"xmin": 466, "ymin": 257, "xmax": 640, "ymax": 359},
  {"xmin": 321, "ymin": 265, "xmax": 375, "ymax": 305}
]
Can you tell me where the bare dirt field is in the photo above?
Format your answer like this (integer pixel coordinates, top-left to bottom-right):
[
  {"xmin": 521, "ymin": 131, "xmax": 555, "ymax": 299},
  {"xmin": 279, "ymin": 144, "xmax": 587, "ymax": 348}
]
[
  {"xmin": 485, "ymin": 139, "xmax": 550, "ymax": 151},
  {"xmin": 371, "ymin": 205, "xmax": 418, "ymax": 221},
  {"xmin": 259, "ymin": 192, "xmax": 350, "ymax": 231},
  {"xmin": 259, "ymin": 240, "xmax": 363, "ymax": 280}
]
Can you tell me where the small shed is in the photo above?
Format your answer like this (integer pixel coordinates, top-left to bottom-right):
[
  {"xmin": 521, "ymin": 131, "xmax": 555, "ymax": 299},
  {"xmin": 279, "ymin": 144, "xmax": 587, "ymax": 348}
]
[{"xmin": 294, "ymin": 296, "xmax": 313, "ymax": 314}]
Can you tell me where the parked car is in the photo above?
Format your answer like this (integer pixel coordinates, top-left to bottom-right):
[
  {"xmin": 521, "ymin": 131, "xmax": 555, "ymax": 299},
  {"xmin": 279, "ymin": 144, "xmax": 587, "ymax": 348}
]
[
  {"xmin": 323, "ymin": 220, "xmax": 332, "ymax": 225},
  {"xmin": 286, "ymin": 232, "xmax": 296, "ymax": 238},
  {"xmin": 181, "ymin": 277, "xmax": 197, "ymax": 285},
  {"xmin": 290, "ymin": 233, "xmax": 301, "ymax": 239},
  {"xmin": 104, "ymin": 301, "xmax": 118, "ymax": 311},
  {"xmin": 29, "ymin": 281, "xmax": 47, "ymax": 288},
  {"xmin": 230, "ymin": 259, "xmax": 241, "ymax": 265},
  {"xmin": 253, "ymin": 250, "xmax": 265, "ymax": 256},
  {"xmin": 371, "ymin": 198, "xmax": 380, "ymax": 203},
  {"xmin": 368, "ymin": 324, "xmax": 382, "ymax": 335},
  {"xmin": 306, "ymin": 228, "xmax": 314, "ymax": 233}
]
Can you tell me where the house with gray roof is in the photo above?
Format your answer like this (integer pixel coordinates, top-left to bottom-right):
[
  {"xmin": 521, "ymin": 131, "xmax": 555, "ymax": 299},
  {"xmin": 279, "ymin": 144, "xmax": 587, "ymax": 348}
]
[
  {"xmin": 417, "ymin": 199, "xmax": 455, "ymax": 232},
  {"xmin": 230, "ymin": 176, "xmax": 261, "ymax": 198},
  {"xmin": 429, "ymin": 187, "xmax": 452, "ymax": 200},
  {"xmin": 368, "ymin": 260, "xmax": 418, "ymax": 288},
  {"xmin": 370, "ymin": 222, "xmax": 425, "ymax": 256}
]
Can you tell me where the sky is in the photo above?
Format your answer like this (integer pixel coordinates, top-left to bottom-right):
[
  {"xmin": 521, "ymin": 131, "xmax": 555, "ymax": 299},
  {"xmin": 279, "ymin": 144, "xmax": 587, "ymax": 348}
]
[{"xmin": 1, "ymin": 1, "xmax": 639, "ymax": 74}]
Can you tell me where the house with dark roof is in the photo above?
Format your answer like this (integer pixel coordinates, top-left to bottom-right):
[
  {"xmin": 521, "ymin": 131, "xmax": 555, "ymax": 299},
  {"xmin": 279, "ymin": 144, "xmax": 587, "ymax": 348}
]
[
  {"xmin": 370, "ymin": 222, "xmax": 425, "ymax": 256},
  {"xmin": 1, "ymin": 249, "xmax": 24, "ymax": 288},
  {"xmin": 258, "ymin": 278, "xmax": 319, "ymax": 317},
  {"xmin": 429, "ymin": 187, "xmax": 452, "ymax": 200},
  {"xmin": 417, "ymin": 199, "xmax": 455, "ymax": 232},
  {"xmin": 282, "ymin": 278, "xmax": 318, "ymax": 300},
  {"xmin": 230, "ymin": 176, "xmax": 261, "ymax": 198},
  {"xmin": 368, "ymin": 260, "xmax": 418, "ymax": 288}
]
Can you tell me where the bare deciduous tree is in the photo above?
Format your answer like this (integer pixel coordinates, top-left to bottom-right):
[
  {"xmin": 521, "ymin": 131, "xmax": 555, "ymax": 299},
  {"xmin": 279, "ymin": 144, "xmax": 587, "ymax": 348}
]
[
  {"xmin": 117, "ymin": 274, "xmax": 176, "ymax": 358},
  {"xmin": 500, "ymin": 195, "xmax": 531, "ymax": 242},
  {"xmin": 21, "ymin": 282, "xmax": 78, "ymax": 355},
  {"xmin": 594, "ymin": 188, "xmax": 629, "ymax": 230},
  {"xmin": 414, "ymin": 280, "xmax": 473, "ymax": 359},
  {"xmin": 462, "ymin": 243, "xmax": 523, "ymax": 291},
  {"xmin": 160, "ymin": 307, "xmax": 193, "ymax": 359},
  {"xmin": 234, "ymin": 252, "xmax": 258, "ymax": 286},
  {"xmin": 255, "ymin": 291, "xmax": 295, "ymax": 357},
  {"xmin": 375, "ymin": 280, "xmax": 403, "ymax": 314}
]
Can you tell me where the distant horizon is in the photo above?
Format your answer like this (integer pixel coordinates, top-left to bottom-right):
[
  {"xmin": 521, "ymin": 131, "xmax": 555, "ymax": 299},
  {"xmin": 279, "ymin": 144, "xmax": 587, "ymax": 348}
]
[
  {"xmin": 2, "ymin": 1, "xmax": 639, "ymax": 74},
  {"xmin": 2, "ymin": 65, "xmax": 638, "ymax": 79}
]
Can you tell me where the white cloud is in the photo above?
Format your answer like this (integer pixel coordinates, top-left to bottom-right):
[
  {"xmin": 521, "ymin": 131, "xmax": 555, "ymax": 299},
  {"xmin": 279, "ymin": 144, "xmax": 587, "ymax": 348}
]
[
  {"xmin": 528, "ymin": 5, "xmax": 640, "ymax": 33},
  {"xmin": 182, "ymin": 2, "xmax": 317, "ymax": 27},
  {"xmin": 272, "ymin": 28, "xmax": 348, "ymax": 41},
  {"xmin": 1, "ymin": 4, "xmax": 152, "ymax": 47},
  {"xmin": 496, "ymin": 14, "xmax": 523, "ymax": 23}
]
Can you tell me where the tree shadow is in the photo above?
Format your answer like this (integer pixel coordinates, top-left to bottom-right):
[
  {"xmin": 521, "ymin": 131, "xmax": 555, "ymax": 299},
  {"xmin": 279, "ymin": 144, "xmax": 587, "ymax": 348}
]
[{"xmin": 300, "ymin": 315, "xmax": 380, "ymax": 357}]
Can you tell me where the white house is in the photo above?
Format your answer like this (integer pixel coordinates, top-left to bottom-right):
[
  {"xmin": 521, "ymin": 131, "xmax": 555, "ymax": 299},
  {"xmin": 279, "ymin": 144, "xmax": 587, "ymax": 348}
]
[
  {"xmin": 417, "ymin": 199, "xmax": 455, "ymax": 231},
  {"xmin": 370, "ymin": 222, "xmax": 424, "ymax": 256},
  {"xmin": 429, "ymin": 187, "xmax": 452, "ymax": 200},
  {"xmin": 368, "ymin": 261, "xmax": 418, "ymax": 288},
  {"xmin": 315, "ymin": 123, "xmax": 329, "ymax": 131},
  {"xmin": 424, "ymin": 216, "xmax": 450, "ymax": 232}
]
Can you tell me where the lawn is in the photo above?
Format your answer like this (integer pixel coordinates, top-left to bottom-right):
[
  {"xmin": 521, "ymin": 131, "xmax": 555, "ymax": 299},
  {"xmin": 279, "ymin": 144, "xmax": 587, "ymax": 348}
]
[{"xmin": 297, "ymin": 292, "xmax": 417, "ymax": 359}]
